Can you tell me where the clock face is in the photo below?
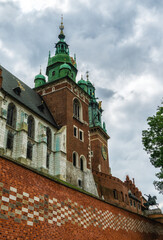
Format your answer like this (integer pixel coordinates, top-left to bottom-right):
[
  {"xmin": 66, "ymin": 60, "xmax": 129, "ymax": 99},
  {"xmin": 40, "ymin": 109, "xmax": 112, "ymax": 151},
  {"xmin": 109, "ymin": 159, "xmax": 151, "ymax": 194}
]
[{"xmin": 101, "ymin": 145, "xmax": 107, "ymax": 160}]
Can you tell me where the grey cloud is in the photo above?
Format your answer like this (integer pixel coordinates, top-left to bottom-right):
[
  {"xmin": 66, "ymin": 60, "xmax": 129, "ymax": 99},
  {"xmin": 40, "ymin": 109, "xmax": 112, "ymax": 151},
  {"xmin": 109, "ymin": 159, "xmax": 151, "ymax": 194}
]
[
  {"xmin": 0, "ymin": 0, "xmax": 163, "ymax": 208},
  {"xmin": 96, "ymin": 87, "xmax": 115, "ymax": 99}
]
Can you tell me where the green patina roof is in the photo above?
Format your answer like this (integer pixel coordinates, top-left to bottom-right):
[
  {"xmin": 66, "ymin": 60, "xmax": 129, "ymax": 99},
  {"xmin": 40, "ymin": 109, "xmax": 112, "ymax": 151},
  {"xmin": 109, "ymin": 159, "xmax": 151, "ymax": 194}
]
[
  {"xmin": 0, "ymin": 65, "xmax": 58, "ymax": 128},
  {"xmin": 78, "ymin": 79, "xmax": 87, "ymax": 85},
  {"xmin": 59, "ymin": 63, "xmax": 71, "ymax": 70},
  {"xmin": 87, "ymin": 80, "xmax": 94, "ymax": 87},
  {"xmin": 34, "ymin": 73, "xmax": 46, "ymax": 81}
]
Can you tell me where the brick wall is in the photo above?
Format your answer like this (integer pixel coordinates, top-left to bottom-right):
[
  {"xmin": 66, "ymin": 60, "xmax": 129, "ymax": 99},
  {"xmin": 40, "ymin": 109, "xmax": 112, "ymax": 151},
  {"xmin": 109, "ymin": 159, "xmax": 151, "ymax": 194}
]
[
  {"xmin": 38, "ymin": 79, "xmax": 90, "ymax": 169},
  {"xmin": 0, "ymin": 157, "xmax": 162, "ymax": 240}
]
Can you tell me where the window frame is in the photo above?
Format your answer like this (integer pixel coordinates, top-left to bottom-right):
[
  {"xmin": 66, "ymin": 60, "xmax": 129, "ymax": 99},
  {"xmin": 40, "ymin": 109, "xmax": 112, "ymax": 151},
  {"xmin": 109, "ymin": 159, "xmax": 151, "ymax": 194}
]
[
  {"xmin": 79, "ymin": 129, "xmax": 84, "ymax": 142},
  {"xmin": 27, "ymin": 115, "xmax": 35, "ymax": 139},
  {"xmin": 6, "ymin": 131, "xmax": 14, "ymax": 150},
  {"xmin": 73, "ymin": 125, "xmax": 78, "ymax": 138},
  {"xmin": 27, "ymin": 141, "xmax": 33, "ymax": 160},
  {"xmin": 7, "ymin": 103, "xmax": 16, "ymax": 128}
]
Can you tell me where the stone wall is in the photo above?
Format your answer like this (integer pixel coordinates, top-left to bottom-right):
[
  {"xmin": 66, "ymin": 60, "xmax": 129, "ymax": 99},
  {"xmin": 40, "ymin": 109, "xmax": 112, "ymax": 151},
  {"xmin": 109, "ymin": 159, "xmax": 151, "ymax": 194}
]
[{"xmin": 0, "ymin": 156, "xmax": 162, "ymax": 240}]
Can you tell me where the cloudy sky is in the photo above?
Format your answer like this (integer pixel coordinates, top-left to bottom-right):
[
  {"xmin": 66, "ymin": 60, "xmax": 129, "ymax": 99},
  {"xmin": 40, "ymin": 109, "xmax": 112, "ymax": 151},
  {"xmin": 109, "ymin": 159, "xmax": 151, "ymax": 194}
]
[{"xmin": 0, "ymin": 0, "xmax": 162, "ymax": 209}]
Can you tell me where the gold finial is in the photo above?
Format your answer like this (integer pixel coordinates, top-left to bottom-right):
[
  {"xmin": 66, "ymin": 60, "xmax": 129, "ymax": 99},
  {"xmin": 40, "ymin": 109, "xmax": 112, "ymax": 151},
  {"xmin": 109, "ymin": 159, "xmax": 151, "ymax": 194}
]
[
  {"xmin": 86, "ymin": 71, "xmax": 89, "ymax": 81},
  {"xmin": 59, "ymin": 14, "xmax": 64, "ymax": 34},
  {"xmin": 81, "ymin": 74, "xmax": 83, "ymax": 80},
  {"xmin": 40, "ymin": 65, "xmax": 42, "ymax": 74}
]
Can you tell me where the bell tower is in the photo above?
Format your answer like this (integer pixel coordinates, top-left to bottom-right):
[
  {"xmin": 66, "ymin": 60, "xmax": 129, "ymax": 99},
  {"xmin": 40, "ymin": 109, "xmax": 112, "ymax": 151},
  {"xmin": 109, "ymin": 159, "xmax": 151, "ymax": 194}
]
[
  {"xmin": 35, "ymin": 18, "xmax": 98, "ymax": 195},
  {"xmin": 78, "ymin": 73, "xmax": 110, "ymax": 175}
]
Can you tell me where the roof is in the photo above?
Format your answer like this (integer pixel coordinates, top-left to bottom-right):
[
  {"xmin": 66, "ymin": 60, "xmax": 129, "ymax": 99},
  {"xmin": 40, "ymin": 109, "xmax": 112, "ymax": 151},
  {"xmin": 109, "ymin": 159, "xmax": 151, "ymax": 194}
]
[
  {"xmin": 59, "ymin": 63, "xmax": 71, "ymax": 70},
  {"xmin": 0, "ymin": 65, "xmax": 58, "ymax": 128},
  {"xmin": 34, "ymin": 73, "xmax": 46, "ymax": 81}
]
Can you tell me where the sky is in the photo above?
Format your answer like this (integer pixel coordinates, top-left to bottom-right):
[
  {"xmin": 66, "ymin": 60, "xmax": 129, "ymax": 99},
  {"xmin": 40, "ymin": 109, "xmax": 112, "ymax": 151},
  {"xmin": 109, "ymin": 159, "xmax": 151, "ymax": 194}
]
[{"xmin": 0, "ymin": 0, "xmax": 162, "ymax": 210}]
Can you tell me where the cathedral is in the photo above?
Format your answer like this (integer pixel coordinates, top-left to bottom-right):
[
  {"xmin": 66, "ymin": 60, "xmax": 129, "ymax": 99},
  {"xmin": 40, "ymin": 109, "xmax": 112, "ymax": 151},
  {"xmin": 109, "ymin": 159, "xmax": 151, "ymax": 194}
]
[{"xmin": 0, "ymin": 19, "xmax": 147, "ymax": 215}]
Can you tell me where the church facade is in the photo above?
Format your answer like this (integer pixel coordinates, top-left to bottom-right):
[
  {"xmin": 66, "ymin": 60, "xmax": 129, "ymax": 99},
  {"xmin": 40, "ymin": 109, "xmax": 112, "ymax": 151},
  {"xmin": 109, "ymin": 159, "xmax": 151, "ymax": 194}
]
[{"xmin": 0, "ymin": 19, "xmax": 147, "ymax": 215}]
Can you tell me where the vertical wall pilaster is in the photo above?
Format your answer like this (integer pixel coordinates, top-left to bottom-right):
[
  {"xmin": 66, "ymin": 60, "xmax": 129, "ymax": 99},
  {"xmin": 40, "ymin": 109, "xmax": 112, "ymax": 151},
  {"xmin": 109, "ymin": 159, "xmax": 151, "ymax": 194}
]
[
  {"xmin": 37, "ymin": 124, "xmax": 47, "ymax": 170},
  {"xmin": 0, "ymin": 97, "xmax": 7, "ymax": 151}
]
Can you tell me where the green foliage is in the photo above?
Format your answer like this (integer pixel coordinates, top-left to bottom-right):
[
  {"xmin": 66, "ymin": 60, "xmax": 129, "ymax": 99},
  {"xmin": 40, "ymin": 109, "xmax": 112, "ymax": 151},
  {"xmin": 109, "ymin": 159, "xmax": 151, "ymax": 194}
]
[{"xmin": 142, "ymin": 102, "xmax": 163, "ymax": 194}]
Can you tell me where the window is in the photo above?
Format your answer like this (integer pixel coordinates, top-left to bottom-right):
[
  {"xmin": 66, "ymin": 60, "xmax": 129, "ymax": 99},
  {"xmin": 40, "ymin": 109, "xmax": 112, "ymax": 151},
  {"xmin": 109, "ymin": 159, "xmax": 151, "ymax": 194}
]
[
  {"xmin": 78, "ymin": 179, "xmax": 82, "ymax": 187},
  {"xmin": 121, "ymin": 192, "xmax": 124, "ymax": 202},
  {"xmin": 80, "ymin": 157, "xmax": 84, "ymax": 171},
  {"xmin": 46, "ymin": 127, "xmax": 52, "ymax": 149},
  {"xmin": 133, "ymin": 201, "xmax": 136, "ymax": 207},
  {"xmin": 79, "ymin": 129, "xmax": 84, "ymax": 141},
  {"xmin": 6, "ymin": 131, "xmax": 14, "ymax": 150},
  {"xmin": 125, "ymin": 194, "xmax": 128, "ymax": 203},
  {"xmin": 130, "ymin": 199, "xmax": 132, "ymax": 206},
  {"xmin": 73, "ymin": 99, "xmax": 80, "ymax": 119},
  {"xmin": 73, "ymin": 126, "xmax": 78, "ymax": 138},
  {"xmin": 73, "ymin": 152, "xmax": 77, "ymax": 167},
  {"xmin": 27, "ymin": 116, "xmax": 35, "ymax": 139},
  {"xmin": 27, "ymin": 141, "xmax": 33, "ymax": 160},
  {"xmin": 46, "ymin": 153, "xmax": 50, "ymax": 169},
  {"xmin": 52, "ymin": 71, "xmax": 55, "ymax": 76},
  {"xmin": 7, "ymin": 103, "xmax": 16, "ymax": 128},
  {"xmin": 113, "ymin": 189, "xmax": 118, "ymax": 200}
]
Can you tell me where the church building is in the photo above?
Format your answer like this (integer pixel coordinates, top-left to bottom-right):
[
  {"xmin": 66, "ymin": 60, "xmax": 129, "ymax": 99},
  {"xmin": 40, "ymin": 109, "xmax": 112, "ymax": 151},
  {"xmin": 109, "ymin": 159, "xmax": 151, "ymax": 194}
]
[{"xmin": 0, "ymin": 19, "xmax": 147, "ymax": 214}]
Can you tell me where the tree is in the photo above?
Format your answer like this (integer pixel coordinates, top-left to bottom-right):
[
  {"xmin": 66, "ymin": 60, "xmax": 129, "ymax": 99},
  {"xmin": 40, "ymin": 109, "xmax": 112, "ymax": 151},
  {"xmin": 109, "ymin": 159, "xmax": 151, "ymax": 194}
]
[{"xmin": 142, "ymin": 102, "xmax": 163, "ymax": 194}]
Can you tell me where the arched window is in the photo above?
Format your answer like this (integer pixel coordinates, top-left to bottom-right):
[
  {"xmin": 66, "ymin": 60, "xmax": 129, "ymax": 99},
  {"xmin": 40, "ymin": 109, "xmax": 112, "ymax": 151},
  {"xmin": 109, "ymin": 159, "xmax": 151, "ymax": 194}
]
[
  {"xmin": 79, "ymin": 155, "xmax": 86, "ymax": 171},
  {"xmin": 7, "ymin": 103, "xmax": 16, "ymax": 128},
  {"xmin": 73, "ymin": 152, "xmax": 77, "ymax": 167},
  {"xmin": 46, "ymin": 127, "xmax": 52, "ymax": 149},
  {"xmin": 27, "ymin": 116, "xmax": 35, "ymax": 139},
  {"xmin": 80, "ymin": 157, "xmax": 83, "ymax": 171},
  {"xmin": 113, "ymin": 189, "xmax": 118, "ymax": 199},
  {"xmin": 6, "ymin": 131, "xmax": 14, "ymax": 150},
  {"xmin": 27, "ymin": 141, "xmax": 33, "ymax": 160},
  {"xmin": 73, "ymin": 98, "xmax": 80, "ymax": 120}
]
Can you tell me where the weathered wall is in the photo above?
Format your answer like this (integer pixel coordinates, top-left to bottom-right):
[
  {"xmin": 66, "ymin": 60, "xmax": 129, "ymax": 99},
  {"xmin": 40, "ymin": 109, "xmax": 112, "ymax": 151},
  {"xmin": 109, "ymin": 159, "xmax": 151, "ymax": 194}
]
[{"xmin": 0, "ymin": 157, "xmax": 163, "ymax": 240}]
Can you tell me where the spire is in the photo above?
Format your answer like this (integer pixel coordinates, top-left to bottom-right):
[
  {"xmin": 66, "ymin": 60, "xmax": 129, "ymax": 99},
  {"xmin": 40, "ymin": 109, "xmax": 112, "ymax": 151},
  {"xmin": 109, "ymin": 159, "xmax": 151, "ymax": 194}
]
[
  {"xmin": 58, "ymin": 15, "xmax": 65, "ymax": 41},
  {"xmin": 86, "ymin": 71, "xmax": 89, "ymax": 81}
]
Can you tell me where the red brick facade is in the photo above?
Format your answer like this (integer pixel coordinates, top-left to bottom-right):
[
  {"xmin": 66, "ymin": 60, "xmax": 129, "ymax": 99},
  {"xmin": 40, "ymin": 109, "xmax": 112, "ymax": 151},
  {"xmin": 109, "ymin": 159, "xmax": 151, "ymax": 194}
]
[
  {"xmin": 90, "ymin": 127, "xmax": 110, "ymax": 175},
  {"xmin": 0, "ymin": 157, "xmax": 162, "ymax": 240},
  {"xmin": 36, "ymin": 78, "xmax": 90, "ymax": 168}
]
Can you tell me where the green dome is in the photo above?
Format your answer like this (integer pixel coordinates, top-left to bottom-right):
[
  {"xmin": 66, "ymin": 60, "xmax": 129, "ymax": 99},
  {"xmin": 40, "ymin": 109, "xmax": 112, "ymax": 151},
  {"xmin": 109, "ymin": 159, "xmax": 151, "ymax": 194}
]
[
  {"xmin": 78, "ymin": 79, "xmax": 87, "ymax": 85},
  {"xmin": 59, "ymin": 63, "xmax": 71, "ymax": 70},
  {"xmin": 35, "ymin": 74, "xmax": 46, "ymax": 81},
  {"xmin": 87, "ymin": 80, "xmax": 94, "ymax": 87}
]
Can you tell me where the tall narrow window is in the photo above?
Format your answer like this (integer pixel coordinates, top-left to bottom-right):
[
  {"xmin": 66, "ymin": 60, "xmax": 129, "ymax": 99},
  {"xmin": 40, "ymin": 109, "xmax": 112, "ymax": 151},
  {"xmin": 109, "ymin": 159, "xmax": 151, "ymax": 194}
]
[
  {"xmin": 80, "ymin": 157, "xmax": 84, "ymax": 171},
  {"xmin": 73, "ymin": 99, "xmax": 80, "ymax": 119},
  {"xmin": 73, "ymin": 152, "xmax": 77, "ymax": 167},
  {"xmin": 73, "ymin": 126, "xmax": 78, "ymax": 138},
  {"xmin": 46, "ymin": 127, "xmax": 52, "ymax": 149},
  {"xmin": 28, "ymin": 116, "xmax": 35, "ymax": 139},
  {"xmin": 27, "ymin": 141, "xmax": 33, "ymax": 160},
  {"xmin": 7, "ymin": 103, "xmax": 16, "ymax": 128},
  {"xmin": 46, "ymin": 153, "xmax": 50, "ymax": 169},
  {"xmin": 6, "ymin": 131, "xmax": 14, "ymax": 150},
  {"xmin": 113, "ymin": 189, "xmax": 118, "ymax": 199},
  {"xmin": 121, "ymin": 192, "xmax": 124, "ymax": 202},
  {"xmin": 79, "ymin": 130, "xmax": 84, "ymax": 141}
]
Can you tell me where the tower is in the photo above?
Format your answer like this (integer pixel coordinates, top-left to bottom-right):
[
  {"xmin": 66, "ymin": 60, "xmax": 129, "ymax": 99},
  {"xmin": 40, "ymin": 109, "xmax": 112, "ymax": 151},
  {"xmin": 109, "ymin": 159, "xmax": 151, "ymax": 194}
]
[
  {"xmin": 78, "ymin": 73, "xmax": 110, "ymax": 176},
  {"xmin": 35, "ymin": 18, "xmax": 97, "ymax": 194}
]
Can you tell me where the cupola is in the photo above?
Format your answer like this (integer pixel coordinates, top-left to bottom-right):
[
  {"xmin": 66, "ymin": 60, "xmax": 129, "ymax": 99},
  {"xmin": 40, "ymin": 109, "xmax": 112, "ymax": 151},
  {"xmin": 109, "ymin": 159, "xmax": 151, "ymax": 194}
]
[
  {"xmin": 34, "ymin": 71, "xmax": 46, "ymax": 88},
  {"xmin": 46, "ymin": 16, "xmax": 78, "ymax": 83}
]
